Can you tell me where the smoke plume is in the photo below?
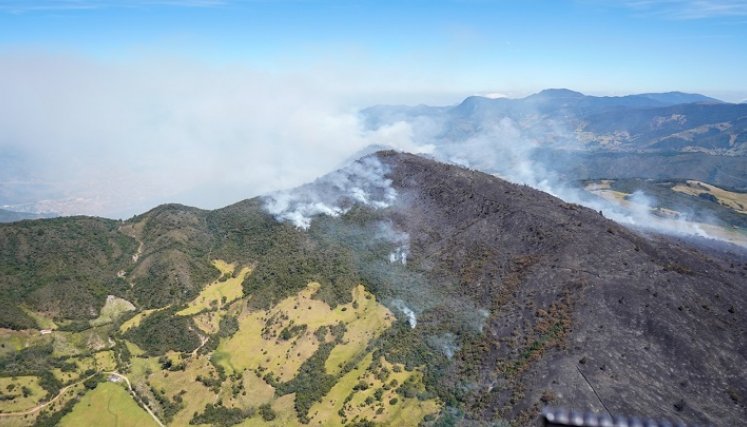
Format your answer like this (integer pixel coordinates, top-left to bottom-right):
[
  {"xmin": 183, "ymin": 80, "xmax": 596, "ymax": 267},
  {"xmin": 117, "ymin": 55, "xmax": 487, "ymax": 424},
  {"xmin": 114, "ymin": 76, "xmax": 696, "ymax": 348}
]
[
  {"xmin": 263, "ymin": 156, "xmax": 396, "ymax": 230},
  {"xmin": 391, "ymin": 299, "xmax": 417, "ymax": 329}
]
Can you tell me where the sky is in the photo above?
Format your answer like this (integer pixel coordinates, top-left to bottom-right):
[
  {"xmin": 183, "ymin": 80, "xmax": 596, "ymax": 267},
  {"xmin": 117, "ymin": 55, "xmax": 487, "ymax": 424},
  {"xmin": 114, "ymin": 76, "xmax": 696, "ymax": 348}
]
[{"xmin": 1, "ymin": 0, "xmax": 746, "ymax": 217}]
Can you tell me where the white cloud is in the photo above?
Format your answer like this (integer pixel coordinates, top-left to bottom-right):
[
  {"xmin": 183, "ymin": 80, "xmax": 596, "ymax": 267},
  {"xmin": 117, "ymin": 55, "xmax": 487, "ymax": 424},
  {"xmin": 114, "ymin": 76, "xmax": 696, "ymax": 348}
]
[{"xmin": 480, "ymin": 92, "xmax": 508, "ymax": 99}]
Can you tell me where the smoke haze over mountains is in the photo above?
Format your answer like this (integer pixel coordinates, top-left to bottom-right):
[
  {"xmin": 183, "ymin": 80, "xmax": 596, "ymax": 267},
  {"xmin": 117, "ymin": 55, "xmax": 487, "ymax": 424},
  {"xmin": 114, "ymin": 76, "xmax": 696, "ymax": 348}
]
[
  {"xmin": 0, "ymin": 52, "xmax": 426, "ymax": 218},
  {"xmin": 1, "ymin": 51, "xmax": 744, "ymax": 248}
]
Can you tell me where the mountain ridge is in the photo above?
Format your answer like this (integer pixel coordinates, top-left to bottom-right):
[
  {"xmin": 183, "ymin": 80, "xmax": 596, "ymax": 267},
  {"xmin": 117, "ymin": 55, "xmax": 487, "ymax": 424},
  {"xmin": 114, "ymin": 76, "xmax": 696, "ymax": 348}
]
[
  {"xmin": 0, "ymin": 208, "xmax": 57, "ymax": 223},
  {"xmin": 0, "ymin": 151, "xmax": 745, "ymax": 426},
  {"xmin": 363, "ymin": 88, "xmax": 746, "ymax": 156}
]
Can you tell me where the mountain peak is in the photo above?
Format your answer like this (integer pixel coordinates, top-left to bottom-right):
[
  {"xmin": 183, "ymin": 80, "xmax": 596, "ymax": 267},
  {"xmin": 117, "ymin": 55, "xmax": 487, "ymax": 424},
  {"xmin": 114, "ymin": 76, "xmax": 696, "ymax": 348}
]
[{"xmin": 531, "ymin": 88, "xmax": 586, "ymax": 98}]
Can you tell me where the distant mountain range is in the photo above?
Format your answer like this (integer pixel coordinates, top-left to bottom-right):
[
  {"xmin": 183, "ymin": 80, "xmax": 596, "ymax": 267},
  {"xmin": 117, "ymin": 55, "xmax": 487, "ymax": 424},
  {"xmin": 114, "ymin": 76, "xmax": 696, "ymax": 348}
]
[
  {"xmin": 361, "ymin": 89, "xmax": 747, "ymax": 200},
  {"xmin": 0, "ymin": 208, "xmax": 56, "ymax": 223},
  {"xmin": 363, "ymin": 89, "xmax": 747, "ymax": 156}
]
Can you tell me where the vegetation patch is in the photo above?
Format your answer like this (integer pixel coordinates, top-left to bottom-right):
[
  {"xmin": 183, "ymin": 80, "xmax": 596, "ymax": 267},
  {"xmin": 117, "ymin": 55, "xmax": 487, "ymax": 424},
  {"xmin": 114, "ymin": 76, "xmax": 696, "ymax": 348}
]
[
  {"xmin": 0, "ymin": 329, "xmax": 51, "ymax": 359},
  {"xmin": 0, "ymin": 217, "xmax": 137, "ymax": 328},
  {"xmin": 93, "ymin": 350, "xmax": 117, "ymax": 372},
  {"xmin": 190, "ymin": 403, "xmax": 256, "ymax": 426},
  {"xmin": 52, "ymin": 325, "xmax": 114, "ymax": 357},
  {"xmin": 124, "ymin": 309, "xmax": 201, "ymax": 355}
]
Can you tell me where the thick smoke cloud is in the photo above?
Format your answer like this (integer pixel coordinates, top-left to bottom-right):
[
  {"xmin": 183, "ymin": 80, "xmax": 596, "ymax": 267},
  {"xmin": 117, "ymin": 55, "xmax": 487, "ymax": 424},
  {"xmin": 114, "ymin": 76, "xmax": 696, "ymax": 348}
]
[{"xmin": 0, "ymin": 52, "xmax": 424, "ymax": 218}]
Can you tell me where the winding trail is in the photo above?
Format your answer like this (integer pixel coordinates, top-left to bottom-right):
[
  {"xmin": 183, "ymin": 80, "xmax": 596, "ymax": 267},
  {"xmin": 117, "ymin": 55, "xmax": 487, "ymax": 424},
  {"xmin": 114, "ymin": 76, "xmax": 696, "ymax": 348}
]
[
  {"xmin": 0, "ymin": 372, "xmax": 98, "ymax": 417},
  {"xmin": 132, "ymin": 241, "xmax": 144, "ymax": 263},
  {"xmin": 0, "ymin": 371, "xmax": 165, "ymax": 427},
  {"xmin": 191, "ymin": 332, "xmax": 209, "ymax": 358}
]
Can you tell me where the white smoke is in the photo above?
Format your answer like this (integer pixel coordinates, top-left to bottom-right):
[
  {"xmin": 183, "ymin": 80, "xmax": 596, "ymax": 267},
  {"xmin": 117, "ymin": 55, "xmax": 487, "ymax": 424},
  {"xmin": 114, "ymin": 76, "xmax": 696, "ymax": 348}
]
[
  {"xmin": 263, "ymin": 156, "xmax": 396, "ymax": 229},
  {"xmin": 390, "ymin": 299, "xmax": 417, "ymax": 328},
  {"xmin": 388, "ymin": 247, "xmax": 408, "ymax": 265},
  {"xmin": 476, "ymin": 308, "xmax": 490, "ymax": 333},
  {"xmin": 427, "ymin": 333, "xmax": 460, "ymax": 359},
  {"xmin": 363, "ymin": 108, "xmax": 746, "ymax": 246},
  {"xmin": 585, "ymin": 190, "xmax": 713, "ymax": 240},
  {"xmin": 376, "ymin": 220, "xmax": 410, "ymax": 265}
]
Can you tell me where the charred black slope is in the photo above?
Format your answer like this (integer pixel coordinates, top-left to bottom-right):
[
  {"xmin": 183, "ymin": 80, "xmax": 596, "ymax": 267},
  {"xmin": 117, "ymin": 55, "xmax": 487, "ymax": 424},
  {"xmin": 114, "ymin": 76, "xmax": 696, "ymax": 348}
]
[{"xmin": 374, "ymin": 151, "xmax": 746, "ymax": 425}]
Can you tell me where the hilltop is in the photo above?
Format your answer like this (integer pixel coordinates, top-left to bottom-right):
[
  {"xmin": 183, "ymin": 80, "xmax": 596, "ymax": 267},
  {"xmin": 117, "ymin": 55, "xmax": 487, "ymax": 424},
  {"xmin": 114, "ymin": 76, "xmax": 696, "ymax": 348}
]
[{"xmin": 0, "ymin": 152, "xmax": 745, "ymax": 426}]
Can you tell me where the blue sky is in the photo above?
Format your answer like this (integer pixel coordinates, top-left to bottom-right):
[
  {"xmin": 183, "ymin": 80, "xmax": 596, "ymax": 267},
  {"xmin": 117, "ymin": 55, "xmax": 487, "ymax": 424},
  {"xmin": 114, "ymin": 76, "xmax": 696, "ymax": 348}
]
[{"xmin": 1, "ymin": 0, "xmax": 746, "ymax": 101}]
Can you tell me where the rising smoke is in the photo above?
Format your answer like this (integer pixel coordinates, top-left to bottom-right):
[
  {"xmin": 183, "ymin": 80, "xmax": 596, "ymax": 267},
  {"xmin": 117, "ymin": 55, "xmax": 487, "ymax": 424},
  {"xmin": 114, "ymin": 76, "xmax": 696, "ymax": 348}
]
[
  {"xmin": 391, "ymin": 299, "xmax": 417, "ymax": 329},
  {"xmin": 360, "ymin": 106, "xmax": 744, "ymax": 246},
  {"xmin": 263, "ymin": 156, "xmax": 397, "ymax": 229}
]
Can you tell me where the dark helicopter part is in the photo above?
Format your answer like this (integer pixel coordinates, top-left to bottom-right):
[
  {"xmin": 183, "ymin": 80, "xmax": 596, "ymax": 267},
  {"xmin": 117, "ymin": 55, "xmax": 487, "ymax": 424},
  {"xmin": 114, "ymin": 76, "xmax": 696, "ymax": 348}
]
[{"xmin": 539, "ymin": 407, "xmax": 704, "ymax": 427}]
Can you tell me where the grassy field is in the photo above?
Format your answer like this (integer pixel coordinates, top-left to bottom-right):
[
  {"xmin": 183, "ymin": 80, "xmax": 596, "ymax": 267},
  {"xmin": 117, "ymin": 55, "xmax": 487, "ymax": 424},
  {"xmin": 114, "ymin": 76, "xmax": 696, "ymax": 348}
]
[
  {"xmin": 324, "ymin": 285, "xmax": 393, "ymax": 375},
  {"xmin": 233, "ymin": 369, "xmax": 275, "ymax": 407},
  {"xmin": 124, "ymin": 340, "xmax": 146, "ymax": 358},
  {"xmin": 672, "ymin": 180, "xmax": 747, "ymax": 214},
  {"xmin": 94, "ymin": 350, "xmax": 117, "ymax": 372},
  {"xmin": 215, "ymin": 283, "xmax": 330, "ymax": 379},
  {"xmin": 127, "ymin": 353, "xmax": 160, "ymax": 385},
  {"xmin": 147, "ymin": 354, "xmax": 218, "ymax": 426},
  {"xmin": 215, "ymin": 283, "xmax": 392, "ymax": 382},
  {"xmin": 58, "ymin": 382, "xmax": 157, "ymax": 427},
  {"xmin": 90, "ymin": 296, "xmax": 136, "ymax": 327},
  {"xmin": 177, "ymin": 260, "xmax": 251, "ymax": 317},
  {"xmin": 208, "ymin": 283, "xmax": 437, "ymax": 426},
  {"xmin": 0, "ymin": 376, "xmax": 46, "ymax": 413}
]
